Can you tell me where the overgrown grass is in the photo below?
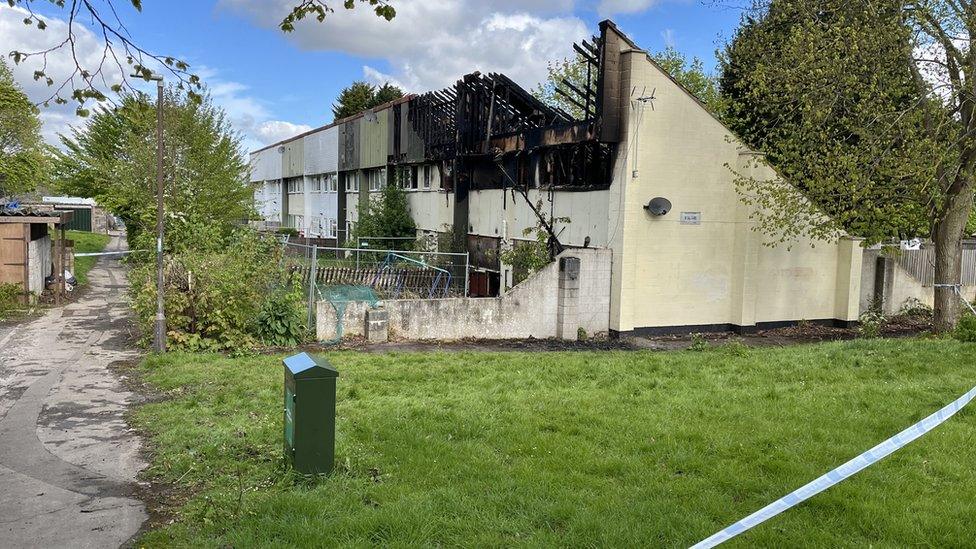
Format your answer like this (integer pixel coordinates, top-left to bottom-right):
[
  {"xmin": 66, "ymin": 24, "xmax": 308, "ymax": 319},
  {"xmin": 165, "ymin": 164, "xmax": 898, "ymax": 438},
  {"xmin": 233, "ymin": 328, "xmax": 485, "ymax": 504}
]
[
  {"xmin": 134, "ymin": 340, "xmax": 976, "ymax": 547},
  {"xmin": 67, "ymin": 230, "xmax": 110, "ymax": 285}
]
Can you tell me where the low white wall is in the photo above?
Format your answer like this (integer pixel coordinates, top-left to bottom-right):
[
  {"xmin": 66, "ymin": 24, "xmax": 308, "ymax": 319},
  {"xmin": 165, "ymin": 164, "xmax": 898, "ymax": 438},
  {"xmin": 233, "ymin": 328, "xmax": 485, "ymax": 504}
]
[
  {"xmin": 316, "ymin": 248, "xmax": 612, "ymax": 341},
  {"xmin": 886, "ymin": 263, "xmax": 976, "ymax": 315}
]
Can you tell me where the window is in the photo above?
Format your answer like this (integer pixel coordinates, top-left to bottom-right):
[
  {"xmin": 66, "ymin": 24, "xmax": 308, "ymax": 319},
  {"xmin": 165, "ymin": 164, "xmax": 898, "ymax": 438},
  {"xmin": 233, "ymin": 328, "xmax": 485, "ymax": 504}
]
[
  {"xmin": 345, "ymin": 172, "xmax": 359, "ymax": 192},
  {"xmin": 368, "ymin": 169, "xmax": 386, "ymax": 191},
  {"xmin": 423, "ymin": 165, "xmax": 431, "ymax": 189},
  {"xmin": 286, "ymin": 178, "xmax": 304, "ymax": 194},
  {"xmin": 327, "ymin": 173, "xmax": 339, "ymax": 192},
  {"xmin": 328, "ymin": 218, "xmax": 338, "ymax": 238},
  {"xmin": 411, "ymin": 166, "xmax": 419, "ymax": 190},
  {"xmin": 309, "ymin": 176, "xmax": 322, "ymax": 193}
]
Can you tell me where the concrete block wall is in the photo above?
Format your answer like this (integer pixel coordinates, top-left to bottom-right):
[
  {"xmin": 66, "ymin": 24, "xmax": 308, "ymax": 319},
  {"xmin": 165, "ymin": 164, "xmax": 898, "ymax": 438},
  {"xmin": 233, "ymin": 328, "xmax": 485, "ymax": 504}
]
[
  {"xmin": 556, "ymin": 257, "xmax": 581, "ymax": 340},
  {"xmin": 316, "ymin": 248, "xmax": 612, "ymax": 342},
  {"xmin": 864, "ymin": 254, "xmax": 976, "ymax": 315}
]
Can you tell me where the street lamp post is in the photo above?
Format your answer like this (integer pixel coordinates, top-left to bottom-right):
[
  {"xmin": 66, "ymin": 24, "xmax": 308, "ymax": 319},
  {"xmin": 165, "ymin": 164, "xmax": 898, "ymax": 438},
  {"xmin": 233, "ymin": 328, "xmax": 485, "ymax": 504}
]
[{"xmin": 134, "ymin": 73, "xmax": 166, "ymax": 353}]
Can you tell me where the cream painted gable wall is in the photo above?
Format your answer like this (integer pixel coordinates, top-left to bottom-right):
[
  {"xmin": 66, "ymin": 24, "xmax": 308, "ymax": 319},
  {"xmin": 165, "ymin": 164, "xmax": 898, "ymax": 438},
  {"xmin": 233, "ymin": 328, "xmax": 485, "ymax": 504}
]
[{"xmin": 608, "ymin": 49, "xmax": 862, "ymax": 333}]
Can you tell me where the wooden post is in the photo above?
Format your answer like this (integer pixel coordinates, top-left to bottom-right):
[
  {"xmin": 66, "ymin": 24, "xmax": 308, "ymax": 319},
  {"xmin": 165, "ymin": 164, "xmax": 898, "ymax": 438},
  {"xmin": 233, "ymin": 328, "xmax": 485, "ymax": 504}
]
[{"xmin": 58, "ymin": 222, "xmax": 66, "ymax": 305}]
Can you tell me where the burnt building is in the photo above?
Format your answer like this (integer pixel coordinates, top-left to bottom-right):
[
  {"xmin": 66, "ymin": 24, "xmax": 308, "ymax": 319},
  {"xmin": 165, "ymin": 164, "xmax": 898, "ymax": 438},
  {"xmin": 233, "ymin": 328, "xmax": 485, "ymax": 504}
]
[{"xmin": 251, "ymin": 20, "xmax": 865, "ymax": 337}]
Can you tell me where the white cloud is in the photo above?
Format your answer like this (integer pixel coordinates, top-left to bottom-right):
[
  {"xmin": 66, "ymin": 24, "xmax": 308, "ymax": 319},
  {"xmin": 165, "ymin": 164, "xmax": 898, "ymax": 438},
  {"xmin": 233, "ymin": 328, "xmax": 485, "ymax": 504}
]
[
  {"xmin": 0, "ymin": 5, "xmax": 125, "ymax": 144},
  {"xmin": 219, "ymin": 0, "xmax": 589, "ymax": 92},
  {"xmin": 254, "ymin": 120, "xmax": 313, "ymax": 145},
  {"xmin": 0, "ymin": 6, "xmax": 308, "ymax": 152},
  {"xmin": 598, "ymin": 0, "xmax": 657, "ymax": 16}
]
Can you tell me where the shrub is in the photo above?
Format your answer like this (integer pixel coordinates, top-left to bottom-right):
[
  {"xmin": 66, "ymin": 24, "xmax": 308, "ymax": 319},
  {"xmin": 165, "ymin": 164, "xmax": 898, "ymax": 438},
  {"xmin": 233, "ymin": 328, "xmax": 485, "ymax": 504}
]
[
  {"xmin": 276, "ymin": 227, "xmax": 299, "ymax": 237},
  {"xmin": 688, "ymin": 333, "xmax": 708, "ymax": 352},
  {"xmin": 898, "ymin": 297, "xmax": 932, "ymax": 317},
  {"xmin": 0, "ymin": 282, "xmax": 23, "ymax": 319},
  {"xmin": 257, "ymin": 279, "xmax": 308, "ymax": 347},
  {"xmin": 499, "ymin": 202, "xmax": 569, "ymax": 287},
  {"xmin": 858, "ymin": 310, "xmax": 886, "ymax": 339},
  {"xmin": 130, "ymin": 228, "xmax": 303, "ymax": 352},
  {"xmin": 352, "ymin": 184, "xmax": 416, "ymax": 250},
  {"xmin": 953, "ymin": 315, "xmax": 976, "ymax": 343},
  {"xmin": 723, "ymin": 339, "xmax": 749, "ymax": 357}
]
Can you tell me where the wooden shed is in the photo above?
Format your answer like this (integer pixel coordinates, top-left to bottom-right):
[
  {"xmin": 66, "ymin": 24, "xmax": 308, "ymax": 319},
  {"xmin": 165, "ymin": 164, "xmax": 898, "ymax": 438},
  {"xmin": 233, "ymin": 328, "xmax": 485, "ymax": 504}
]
[{"xmin": 0, "ymin": 207, "xmax": 72, "ymax": 303}]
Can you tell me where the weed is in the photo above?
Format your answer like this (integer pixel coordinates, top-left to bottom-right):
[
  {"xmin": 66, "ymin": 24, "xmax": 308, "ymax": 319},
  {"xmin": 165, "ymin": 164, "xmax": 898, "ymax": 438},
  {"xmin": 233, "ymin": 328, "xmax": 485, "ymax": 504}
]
[
  {"xmin": 688, "ymin": 333, "xmax": 708, "ymax": 351},
  {"xmin": 0, "ymin": 282, "xmax": 23, "ymax": 319},
  {"xmin": 953, "ymin": 315, "xmax": 976, "ymax": 342},
  {"xmin": 898, "ymin": 297, "xmax": 933, "ymax": 318},
  {"xmin": 723, "ymin": 339, "xmax": 749, "ymax": 357},
  {"xmin": 858, "ymin": 310, "xmax": 886, "ymax": 338}
]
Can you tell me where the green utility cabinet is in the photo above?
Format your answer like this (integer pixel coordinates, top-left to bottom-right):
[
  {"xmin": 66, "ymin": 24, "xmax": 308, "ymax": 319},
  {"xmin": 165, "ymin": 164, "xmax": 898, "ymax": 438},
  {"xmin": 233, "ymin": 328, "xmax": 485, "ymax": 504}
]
[{"xmin": 283, "ymin": 352, "xmax": 338, "ymax": 474}]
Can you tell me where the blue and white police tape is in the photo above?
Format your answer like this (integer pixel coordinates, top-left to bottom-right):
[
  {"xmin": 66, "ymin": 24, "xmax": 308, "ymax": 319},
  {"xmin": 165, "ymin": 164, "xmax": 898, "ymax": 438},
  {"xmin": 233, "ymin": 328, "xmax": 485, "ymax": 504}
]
[{"xmin": 692, "ymin": 384, "xmax": 976, "ymax": 548}]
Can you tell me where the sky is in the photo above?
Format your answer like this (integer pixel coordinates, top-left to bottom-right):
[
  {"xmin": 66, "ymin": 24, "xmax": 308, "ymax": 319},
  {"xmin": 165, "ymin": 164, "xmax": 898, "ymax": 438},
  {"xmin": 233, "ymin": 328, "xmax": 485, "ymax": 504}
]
[{"xmin": 0, "ymin": 0, "xmax": 745, "ymax": 153}]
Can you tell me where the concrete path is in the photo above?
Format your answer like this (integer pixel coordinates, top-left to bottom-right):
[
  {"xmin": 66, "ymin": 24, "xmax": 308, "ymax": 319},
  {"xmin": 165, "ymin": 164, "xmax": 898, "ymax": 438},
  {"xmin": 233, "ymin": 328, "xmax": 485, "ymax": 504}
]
[{"xmin": 0, "ymin": 234, "xmax": 146, "ymax": 548}]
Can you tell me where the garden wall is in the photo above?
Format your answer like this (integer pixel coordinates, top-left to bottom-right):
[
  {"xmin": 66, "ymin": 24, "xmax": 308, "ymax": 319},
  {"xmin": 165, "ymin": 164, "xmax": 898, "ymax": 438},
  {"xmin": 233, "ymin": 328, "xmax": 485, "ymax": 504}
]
[
  {"xmin": 860, "ymin": 245, "xmax": 976, "ymax": 315},
  {"xmin": 316, "ymin": 248, "xmax": 612, "ymax": 342}
]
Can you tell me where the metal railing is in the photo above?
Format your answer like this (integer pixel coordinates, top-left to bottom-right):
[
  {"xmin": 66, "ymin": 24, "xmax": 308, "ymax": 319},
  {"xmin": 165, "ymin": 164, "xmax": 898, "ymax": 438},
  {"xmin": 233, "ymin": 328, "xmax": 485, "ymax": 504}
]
[{"xmin": 281, "ymin": 241, "xmax": 470, "ymax": 328}]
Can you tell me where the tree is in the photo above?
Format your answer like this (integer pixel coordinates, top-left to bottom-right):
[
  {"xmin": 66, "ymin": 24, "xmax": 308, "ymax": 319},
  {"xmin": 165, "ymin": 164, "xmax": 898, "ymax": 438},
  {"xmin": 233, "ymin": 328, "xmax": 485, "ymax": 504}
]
[
  {"xmin": 652, "ymin": 47, "xmax": 725, "ymax": 114},
  {"xmin": 52, "ymin": 88, "xmax": 252, "ymax": 253},
  {"xmin": 332, "ymin": 81, "xmax": 405, "ymax": 121},
  {"xmin": 532, "ymin": 55, "xmax": 591, "ymax": 119},
  {"xmin": 333, "ymin": 82, "xmax": 377, "ymax": 120},
  {"xmin": 0, "ymin": 57, "xmax": 46, "ymax": 194},
  {"xmin": 720, "ymin": 0, "xmax": 972, "ymax": 331},
  {"xmin": 351, "ymin": 182, "xmax": 416, "ymax": 250},
  {"xmin": 4, "ymin": 0, "xmax": 395, "ymax": 113},
  {"xmin": 373, "ymin": 82, "xmax": 404, "ymax": 106},
  {"xmin": 533, "ymin": 48, "xmax": 723, "ymax": 117}
]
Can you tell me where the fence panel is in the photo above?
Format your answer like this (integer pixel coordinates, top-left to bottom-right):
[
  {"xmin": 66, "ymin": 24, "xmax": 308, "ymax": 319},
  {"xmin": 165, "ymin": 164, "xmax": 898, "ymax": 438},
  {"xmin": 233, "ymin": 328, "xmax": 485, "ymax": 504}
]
[{"xmin": 894, "ymin": 244, "xmax": 976, "ymax": 287}]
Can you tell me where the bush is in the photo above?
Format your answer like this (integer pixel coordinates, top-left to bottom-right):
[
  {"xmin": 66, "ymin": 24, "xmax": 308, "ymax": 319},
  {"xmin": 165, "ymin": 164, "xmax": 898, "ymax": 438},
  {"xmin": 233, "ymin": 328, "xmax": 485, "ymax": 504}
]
[
  {"xmin": 858, "ymin": 310, "xmax": 886, "ymax": 338},
  {"xmin": 953, "ymin": 315, "xmax": 976, "ymax": 343},
  {"xmin": 131, "ymin": 228, "xmax": 305, "ymax": 352},
  {"xmin": 898, "ymin": 297, "xmax": 933, "ymax": 317},
  {"xmin": 723, "ymin": 339, "xmax": 749, "ymax": 357},
  {"xmin": 276, "ymin": 227, "xmax": 299, "ymax": 238},
  {"xmin": 688, "ymin": 333, "xmax": 708, "ymax": 352},
  {"xmin": 0, "ymin": 282, "xmax": 23, "ymax": 319},
  {"xmin": 352, "ymin": 184, "xmax": 416, "ymax": 250},
  {"xmin": 256, "ymin": 279, "xmax": 308, "ymax": 347}
]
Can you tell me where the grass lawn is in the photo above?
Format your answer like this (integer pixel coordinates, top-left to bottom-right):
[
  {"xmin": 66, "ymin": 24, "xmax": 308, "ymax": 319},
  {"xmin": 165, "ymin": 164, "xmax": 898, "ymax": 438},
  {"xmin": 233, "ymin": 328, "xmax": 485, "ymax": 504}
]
[
  {"xmin": 67, "ymin": 230, "xmax": 110, "ymax": 285},
  {"xmin": 134, "ymin": 340, "xmax": 976, "ymax": 547}
]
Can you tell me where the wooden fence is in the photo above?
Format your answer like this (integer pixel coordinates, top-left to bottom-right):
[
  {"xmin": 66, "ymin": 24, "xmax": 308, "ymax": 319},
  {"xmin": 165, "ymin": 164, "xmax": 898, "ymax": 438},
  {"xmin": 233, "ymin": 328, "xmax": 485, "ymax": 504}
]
[
  {"xmin": 895, "ymin": 243, "xmax": 976, "ymax": 286},
  {"xmin": 291, "ymin": 263, "xmax": 454, "ymax": 298}
]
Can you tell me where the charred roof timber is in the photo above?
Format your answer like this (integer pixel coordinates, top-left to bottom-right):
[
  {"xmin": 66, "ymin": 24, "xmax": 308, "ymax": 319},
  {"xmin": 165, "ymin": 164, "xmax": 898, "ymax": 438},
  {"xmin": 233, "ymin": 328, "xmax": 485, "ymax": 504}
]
[{"xmin": 405, "ymin": 20, "xmax": 625, "ymax": 193}]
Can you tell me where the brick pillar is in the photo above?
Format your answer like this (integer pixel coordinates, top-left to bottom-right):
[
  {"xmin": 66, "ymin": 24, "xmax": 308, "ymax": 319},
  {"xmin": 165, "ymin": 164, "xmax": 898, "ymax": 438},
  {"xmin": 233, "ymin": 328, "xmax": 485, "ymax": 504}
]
[{"xmin": 556, "ymin": 257, "xmax": 581, "ymax": 340}]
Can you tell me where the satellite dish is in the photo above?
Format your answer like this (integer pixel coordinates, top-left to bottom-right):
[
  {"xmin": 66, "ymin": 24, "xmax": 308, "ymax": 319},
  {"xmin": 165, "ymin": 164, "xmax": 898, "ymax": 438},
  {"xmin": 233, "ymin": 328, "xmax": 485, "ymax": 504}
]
[
  {"xmin": 644, "ymin": 197, "xmax": 672, "ymax": 216},
  {"xmin": 364, "ymin": 110, "xmax": 378, "ymax": 123},
  {"xmin": 277, "ymin": 146, "xmax": 285, "ymax": 154}
]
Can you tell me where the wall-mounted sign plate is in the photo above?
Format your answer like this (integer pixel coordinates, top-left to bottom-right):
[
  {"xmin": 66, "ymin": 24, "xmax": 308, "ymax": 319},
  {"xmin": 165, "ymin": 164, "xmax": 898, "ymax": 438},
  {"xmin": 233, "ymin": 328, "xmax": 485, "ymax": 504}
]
[{"xmin": 680, "ymin": 212, "xmax": 701, "ymax": 225}]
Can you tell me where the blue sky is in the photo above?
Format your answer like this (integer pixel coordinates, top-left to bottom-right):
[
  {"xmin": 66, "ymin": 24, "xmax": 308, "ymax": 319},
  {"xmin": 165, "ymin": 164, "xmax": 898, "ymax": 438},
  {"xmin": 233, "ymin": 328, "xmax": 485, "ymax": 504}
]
[{"xmin": 1, "ymin": 0, "xmax": 745, "ymax": 152}]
